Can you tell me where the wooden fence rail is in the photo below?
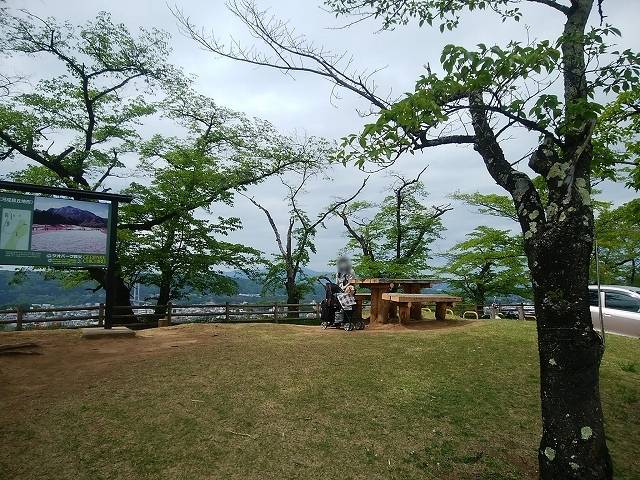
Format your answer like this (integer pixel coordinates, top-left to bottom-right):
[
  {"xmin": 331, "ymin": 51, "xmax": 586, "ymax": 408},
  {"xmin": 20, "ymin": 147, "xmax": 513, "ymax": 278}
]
[
  {"xmin": 0, "ymin": 302, "xmax": 323, "ymax": 329},
  {"xmin": 0, "ymin": 301, "xmax": 536, "ymax": 330}
]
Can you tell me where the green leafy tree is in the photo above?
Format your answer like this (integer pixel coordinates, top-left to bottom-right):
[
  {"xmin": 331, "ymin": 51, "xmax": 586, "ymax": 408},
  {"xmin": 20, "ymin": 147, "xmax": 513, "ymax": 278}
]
[
  {"xmin": 593, "ymin": 85, "xmax": 640, "ymax": 189},
  {"xmin": 454, "ymin": 188, "xmax": 637, "ymax": 290},
  {"xmin": 125, "ymin": 214, "xmax": 261, "ymax": 310},
  {"xmin": 440, "ymin": 226, "xmax": 530, "ymax": 307},
  {"xmin": 0, "ymin": 11, "xmax": 306, "ymax": 314},
  {"xmin": 179, "ymin": 0, "xmax": 640, "ymax": 475},
  {"xmin": 0, "ymin": 10, "xmax": 173, "ymax": 310},
  {"xmin": 241, "ymin": 162, "xmax": 367, "ymax": 314},
  {"xmin": 0, "ymin": 10, "xmax": 172, "ymax": 188},
  {"xmin": 592, "ymin": 199, "xmax": 640, "ymax": 286},
  {"xmin": 336, "ymin": 169, "xmax": 450, "ymax": 277},
  {"xmin": 120, "ymin": 90, "xmax": 309, "ymax": 232},
  {"xmin": 117, "ymin": 91, "xmax": 314, "ymax": 309},
  {"xmin": 451, "ymin": 191, "xmax": 519, "ymax": 222}
]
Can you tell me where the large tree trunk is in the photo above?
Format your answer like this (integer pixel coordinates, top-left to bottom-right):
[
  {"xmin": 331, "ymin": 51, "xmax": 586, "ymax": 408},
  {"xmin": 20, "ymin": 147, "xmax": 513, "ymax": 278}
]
[
  {"xmin": 154, "ymin": 228, "xmax": 176, "ymax": 318},
  {"xmin": 88, "ymin": 267, "xmax": 134, "ymax": 323},
  {"xmin": 472, "ymin": 288, "xmax": 486, "ymax": 315},
  {"xmin": 154, "ymin": 274, "xmax": 171, "ymax": 317},
  {"xmin": 528, "ymin": 217, "xmax": 612, "ymax": 479},
  {"xmin": 285, "ymin": 274, "xmax": 300, "ymax": 319}
]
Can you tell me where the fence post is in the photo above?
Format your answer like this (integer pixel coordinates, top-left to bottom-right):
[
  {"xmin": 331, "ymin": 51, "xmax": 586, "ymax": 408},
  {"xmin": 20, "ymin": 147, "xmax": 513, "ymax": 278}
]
[
  {"xmin": 517, "ymin": 303, "xmax": 525, "ymax": 321},
  {"xmin": 98, "ymin": 303, "xmax": 105, "ymax": 327},
  {"xmin": 274, "ymin": 303, "xmax": 279, "ymax": 323},
  {"xmin": 225, "ymin": 302, "xmax": 230, "ymax": 323},
  {"xmin": 16, "ymin": 306, "xmax": 23, "ymax": 331}
]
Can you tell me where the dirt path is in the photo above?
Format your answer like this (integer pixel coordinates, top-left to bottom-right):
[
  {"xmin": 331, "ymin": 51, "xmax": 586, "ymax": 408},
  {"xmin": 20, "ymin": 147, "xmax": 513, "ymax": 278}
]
[
  {"xmin": 0, "ymin": 325, "xmax": 220, "ymax": 408},
  {"xmin": 364, "ymin": 319, "xmax": 474, "ymax": 331},
  {"xmin": 0, "ymin": 321, "xmax": 478, "ymax": 411}
]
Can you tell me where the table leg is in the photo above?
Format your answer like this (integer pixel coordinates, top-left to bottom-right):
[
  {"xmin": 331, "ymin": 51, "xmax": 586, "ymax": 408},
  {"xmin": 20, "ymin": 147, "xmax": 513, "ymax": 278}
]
[
  {"xmin": 398, "ymin": 303, "xmax": 411, "ymax": 324},
  {"xmin": 405, "ymin": 284, "xmax": 423, "ymax": 320},
  {"xmin": 379, "ymin": 297, "xmax": 390, "ymax": 324},
  {"xmin": 435, "ymin": 302, "xmax": 447, "ymax": 321},
  {"xmin": 369, "ymin": 286, "xmax": 385, "ymax": 325},
  {"xmin": 388, "ymin": 303, "xmax": 398, "ymax": 321}
]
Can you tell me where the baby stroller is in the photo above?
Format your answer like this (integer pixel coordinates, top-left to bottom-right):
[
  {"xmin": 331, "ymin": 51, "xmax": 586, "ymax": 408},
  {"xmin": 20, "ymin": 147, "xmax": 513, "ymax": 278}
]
[{"xmin": 318, "ymin": 277, "xmax": 365, "ymax": 331}]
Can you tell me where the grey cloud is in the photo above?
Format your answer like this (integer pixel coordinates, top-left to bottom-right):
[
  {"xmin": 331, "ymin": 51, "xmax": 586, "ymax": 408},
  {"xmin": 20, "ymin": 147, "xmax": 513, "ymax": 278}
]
[{"xmin": 5, "ymin": 0, "xmax": 639, "ymax": 270}]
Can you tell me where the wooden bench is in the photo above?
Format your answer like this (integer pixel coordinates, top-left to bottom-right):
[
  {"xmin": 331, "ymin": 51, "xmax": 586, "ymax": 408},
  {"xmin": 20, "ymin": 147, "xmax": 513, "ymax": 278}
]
[{"xmin": 381, "ymin": 293, "xmax": 463, "ymax": 322}]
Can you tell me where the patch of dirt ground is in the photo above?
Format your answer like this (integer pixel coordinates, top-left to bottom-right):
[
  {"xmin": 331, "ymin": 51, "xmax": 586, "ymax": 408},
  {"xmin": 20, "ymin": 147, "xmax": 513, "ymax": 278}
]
[
  {"xmin": 365, "ymin": 319, "xmax": 475, "ymax": 331},
  {"xmin": 0, "ymin": 321, "xmax": 477, "ymax": 408}
]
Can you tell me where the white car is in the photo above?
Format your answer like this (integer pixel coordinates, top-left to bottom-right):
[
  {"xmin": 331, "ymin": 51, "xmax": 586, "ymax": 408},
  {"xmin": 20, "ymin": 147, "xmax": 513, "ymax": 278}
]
[{"xmin": 589, "ymin": 285, "xmax": 640, "ymax": 337}]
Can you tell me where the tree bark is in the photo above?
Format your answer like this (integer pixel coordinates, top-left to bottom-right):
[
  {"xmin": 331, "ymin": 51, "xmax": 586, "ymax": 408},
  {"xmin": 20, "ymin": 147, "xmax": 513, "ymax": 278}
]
[
  {"xmin": 87, "ymin": 267, "xmax": 134, "ymax": 323},
  {"xmin": 471, "ymin": 116, "xmax": 612, "ymax": 476},
  {"xmin": 285, "ymin": 274, "xmax": 301, "ymax": 318},
  {"xmin": 472, "ymin": 287, "xmax": 486, "ymax": 315},
  {"xmin": 527, "ymin": 1, "xmax": 613, "ymax": 475},
  {"xmin": 527, "ymin": 216, "xmax": 611, "ymax": 479},
  {"xmin": 154, "ymin": 227, "xmax": 176, "ymax": 317},
  {"xmin": 155, "ymin": 274, "xmax": 172, "ymax": 317}
]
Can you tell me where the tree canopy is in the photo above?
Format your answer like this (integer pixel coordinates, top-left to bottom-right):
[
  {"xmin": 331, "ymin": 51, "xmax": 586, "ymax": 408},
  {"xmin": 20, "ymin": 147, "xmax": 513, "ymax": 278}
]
[
  {"xmin": 0, "ymin": 11, "xmax": 173, "ymax": 189},
  {"xmin": 440, "ymin": 226, "xmax": 530, "ymax": 305},
  {"xmin": 337, "ymin": 169, "xmax": 450, "ymax": 277},
  {"xmin": 0, "ymin": 10, "xmax": 316, "ymax": 307},
  {"xmin": 592, "ymin": 199, "xmax": 640, "ymax": 286}
]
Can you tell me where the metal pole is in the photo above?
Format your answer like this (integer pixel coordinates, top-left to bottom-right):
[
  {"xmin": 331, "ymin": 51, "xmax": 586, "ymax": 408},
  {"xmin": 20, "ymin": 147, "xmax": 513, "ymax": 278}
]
[
  {"xmin": 104, "ymin": 201, "xmax": 119, "ymax": 329},
  {"xmin": 594, "ymin": 238, "xmax": 606, "ymax": 345}
]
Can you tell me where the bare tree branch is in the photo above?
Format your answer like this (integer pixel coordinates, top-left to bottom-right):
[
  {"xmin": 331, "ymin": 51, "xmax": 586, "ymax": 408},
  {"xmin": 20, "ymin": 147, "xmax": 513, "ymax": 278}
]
[
  {"xmin": 526, "ymin": 0, "xmax": 570, "ymax": 14},
  {"xmin": 173, "ymin": 0, "xmax": 391, "ymax": 110},
  {"xmin": 239, "ymin": 193, "xmax": 287, "ymax": 257},
  {"xmin": 468, "ymin": 92, "xmax": 545, "ymax": 232}
]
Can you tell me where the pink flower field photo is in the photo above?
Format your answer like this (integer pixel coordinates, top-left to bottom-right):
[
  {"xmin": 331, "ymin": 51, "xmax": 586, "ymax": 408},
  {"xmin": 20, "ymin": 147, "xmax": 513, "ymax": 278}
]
[{"xmin": 30, "ymin": 197, "xmax": 109, "ymax": 255}]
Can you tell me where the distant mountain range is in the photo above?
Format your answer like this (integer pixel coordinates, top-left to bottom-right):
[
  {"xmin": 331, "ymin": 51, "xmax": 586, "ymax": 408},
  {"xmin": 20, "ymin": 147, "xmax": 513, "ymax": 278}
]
[
  {"xmin": 33, "ymin": 206, "xmax": 108, "ymax": 228},
  {"xmin": 0, "ymin": 270, "xmax": 325, "ymax": 308},
  {"xmin": 0, "ymin": 268, "xmax": 528, "ymax": 309}
]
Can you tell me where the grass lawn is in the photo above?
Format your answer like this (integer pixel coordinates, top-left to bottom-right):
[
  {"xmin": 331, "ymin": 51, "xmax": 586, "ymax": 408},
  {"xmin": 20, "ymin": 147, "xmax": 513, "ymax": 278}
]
[{"xmin": 0, "ymin": 321, "xmax": 638, "ymax": 480}]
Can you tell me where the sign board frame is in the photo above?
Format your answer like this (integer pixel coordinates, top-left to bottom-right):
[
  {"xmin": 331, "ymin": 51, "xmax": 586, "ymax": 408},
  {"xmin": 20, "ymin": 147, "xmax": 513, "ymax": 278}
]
[
  {"xmin": 0, "ymin": 191, "xmax": 113, "ymax": 267},
  {"xmin": 0, "ymin": 181, "xmax": 133, "ymax": 329}
]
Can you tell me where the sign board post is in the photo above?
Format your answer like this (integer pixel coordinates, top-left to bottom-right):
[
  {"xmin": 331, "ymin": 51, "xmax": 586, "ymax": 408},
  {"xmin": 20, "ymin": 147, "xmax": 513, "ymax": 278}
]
[
  {"xmin": 104, "ymin": 201, "xmax": 118, "ymax": 329},
  {"xmin": 0, "ymin": 181, "xmax": 132, "ymax": 329}
]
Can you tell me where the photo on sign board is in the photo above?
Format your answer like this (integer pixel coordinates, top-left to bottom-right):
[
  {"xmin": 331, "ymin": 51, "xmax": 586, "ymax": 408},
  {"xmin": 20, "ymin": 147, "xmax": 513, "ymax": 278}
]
[{"xmin": 31, "ymin": 197, "xmax": 109, "ymax": 254}]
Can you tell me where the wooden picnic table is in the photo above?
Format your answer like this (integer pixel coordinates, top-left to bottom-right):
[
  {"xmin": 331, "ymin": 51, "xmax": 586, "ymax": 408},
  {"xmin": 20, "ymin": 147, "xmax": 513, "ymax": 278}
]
[
  {"xmin": 382, "ymin": 293, "xmax": 462, "ymax": 323},
  {"xmin": 351, "ymin": 278, "xmax": 442, "ymax": 324}
]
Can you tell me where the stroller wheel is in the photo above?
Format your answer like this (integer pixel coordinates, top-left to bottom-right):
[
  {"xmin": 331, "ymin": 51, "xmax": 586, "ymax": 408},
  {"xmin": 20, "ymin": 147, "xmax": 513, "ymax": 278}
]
[
  {"xmin": 321, "ymin": 322, "xmax": 329, "ymax": 330},
  {"xmin": 356, "ymin": 321, "xmax": 365, "ymax": 330},
  {"xmin": 343, "ymin": 322, "xmax": 354, "ymax": 331}
]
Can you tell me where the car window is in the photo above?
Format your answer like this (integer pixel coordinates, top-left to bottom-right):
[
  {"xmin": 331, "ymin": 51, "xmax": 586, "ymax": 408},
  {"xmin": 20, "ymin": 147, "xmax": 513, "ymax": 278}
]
[
  {"xmin": 604, "ymin": 291, "xmax": 640, "ymax": 313},
  {"xmin": 589, "ymin": 290, "xmax": 600, "ymax": 307}
]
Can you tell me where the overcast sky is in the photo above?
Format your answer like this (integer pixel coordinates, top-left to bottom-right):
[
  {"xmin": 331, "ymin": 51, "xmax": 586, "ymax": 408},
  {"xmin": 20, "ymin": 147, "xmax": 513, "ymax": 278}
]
[{"xmin": 3, "ymin": 0, "xmax": 639, "ymax": 271}]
